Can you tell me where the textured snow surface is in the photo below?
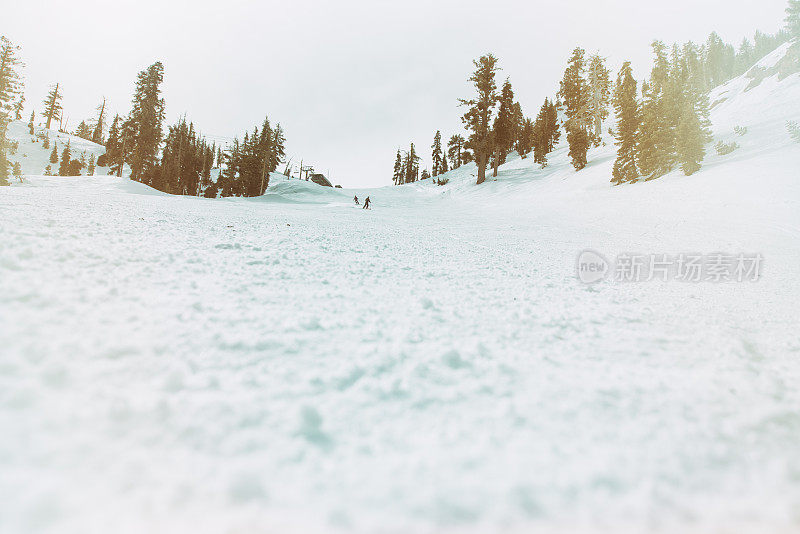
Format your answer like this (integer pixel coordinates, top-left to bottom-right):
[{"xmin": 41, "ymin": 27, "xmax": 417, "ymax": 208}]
[{"xmin": 1, "ymin": 45, "xmax": 800, "ymax": 534}]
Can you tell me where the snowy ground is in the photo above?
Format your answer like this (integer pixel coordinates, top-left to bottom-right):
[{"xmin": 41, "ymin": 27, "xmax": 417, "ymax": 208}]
[{"xmin": 1, "ymin": 43, "xmax": 800, "ymax": 534}]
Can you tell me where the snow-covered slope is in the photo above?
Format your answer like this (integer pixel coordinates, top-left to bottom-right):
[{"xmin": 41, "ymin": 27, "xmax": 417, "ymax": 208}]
[
  {"xmin": 1, "ymin": 42, "xmax": 799, "ymax": 534},
  {"xmin": 5, "ymin": 120, "xmax": 110, "ymax": 177}
]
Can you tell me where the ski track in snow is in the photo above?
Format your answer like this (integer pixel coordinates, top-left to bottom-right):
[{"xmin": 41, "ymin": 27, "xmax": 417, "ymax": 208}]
[{"xmin": 2, "ymin": 42, "xmax": 800, "ymax": 534}]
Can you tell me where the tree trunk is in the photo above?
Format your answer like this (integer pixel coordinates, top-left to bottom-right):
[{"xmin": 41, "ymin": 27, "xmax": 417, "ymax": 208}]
[
  {"xmin": 492, "ymin": 146, "xmax": 499, "ymax": 177},
  {"xmin": 476, "ymin": 152, "xmax": 487, "ymax": 184}
]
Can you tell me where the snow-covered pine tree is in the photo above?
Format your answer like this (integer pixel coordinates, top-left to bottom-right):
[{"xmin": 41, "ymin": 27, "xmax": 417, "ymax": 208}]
[
  {"xmin": 58, "ymin": 141, "xmax": 71, "ymax": 176},
  {"xmin": 49, "ymin": 143, "xmax": 58, "ymax": 164},
  {"xmin": 88, "ymin": 153, "xmax": 95, "ymax": 176},
  {"xmin": 421, "ymin": 168, "xmax": 430, "ymax": 180},
  {"xmin": 491, "ymin": 78, "xmax": 515, "ymax": 176},
  {"xmin": 0, "ymin": 36, "xmax": 24, "ymax": 186},
  {"xmin": 127, "ymin": 62, "xmax": 165, "ymax": 183},
  {"xmin": 44, "ymin": 164, "xmax": 52, "ymax": 175},
  {"xmin": 42, "ymin": 83, "xmax": 62, "ymax": 130},
  {"xmin": 393, "ymin": 149, "xmax": 402, "ymax": 185},
  {"xmin": 611, "ymin": 61, "xmax": 640, "ymax": 185},
  {"xmin": 28, "ymin": 110, "xmax": 34, "ymax": 134},
  {"xmin": 441, "ymin": 152, "xmax": 448, "ymax": 173},
  {"xmin": 459, "ymin": 54, "xmax": 499, "ymax": 184},
  {"xmin": 431, "ymin": 130, "xmax": 443, "ymax": 176},
  {"xmin": 447, "ymin": 134, "xmax": 465, "ymax": 168},
  {"xmin": 12, "ymin": 161, "xmax": 21, "ymax": 181},
  {"xmin": 559, "ymin": 48, "xmax": 591, "ymax": 170},
  {"xmin": 587, "ymin": 53, "xmax": 611, "ymax": 145}
]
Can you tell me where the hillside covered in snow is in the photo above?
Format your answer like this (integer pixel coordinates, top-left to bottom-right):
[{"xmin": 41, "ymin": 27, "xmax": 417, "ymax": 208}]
[{"xmin": 1, "ymin": 23, "xmax": 800, "ymax": 534}]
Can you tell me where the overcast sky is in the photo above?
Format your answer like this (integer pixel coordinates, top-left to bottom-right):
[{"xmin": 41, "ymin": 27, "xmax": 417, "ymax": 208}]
[{"xmin": 7, "ymin": 0, "xmax": 788, "ymax": 187}]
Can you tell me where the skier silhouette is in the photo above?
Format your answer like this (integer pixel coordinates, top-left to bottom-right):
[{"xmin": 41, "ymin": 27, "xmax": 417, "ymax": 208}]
[
  {"xmin": 354, "ymin": 195, "xmax": 359, "ymax": 205},
  {"xmin": 363, "ymin": 196, "xmax": 371, "ymax": 209}
]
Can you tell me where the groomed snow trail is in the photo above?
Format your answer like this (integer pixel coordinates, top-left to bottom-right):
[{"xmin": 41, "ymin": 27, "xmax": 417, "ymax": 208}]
[{"xmin": 1, "ymin": 168, "xmax": 799, "ymax": 533}]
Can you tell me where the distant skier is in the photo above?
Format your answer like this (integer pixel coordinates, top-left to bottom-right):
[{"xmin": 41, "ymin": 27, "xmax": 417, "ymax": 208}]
[
  {"xmin": 354, "ymin": 195, "xmax": 359, "ymax": 205},
  {"xmin": 363, "ymin": 196, "xmax": 371, "ymax": 209}
]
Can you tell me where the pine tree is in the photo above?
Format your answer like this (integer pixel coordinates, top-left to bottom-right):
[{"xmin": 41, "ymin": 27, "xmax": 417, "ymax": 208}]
[
  {"xmin": 441, "ymin": 152, "xmax": 449, "ymax": 174},
  {"xmin": 393, "ymin": 149, "xmax": 402, "ymax": 185},
  {"xmin": 12, "ymin": 160, "xmax": 21, "ymax": 180},
  {"xmin": 611, "ymin": 61, "xmax": 640, "ymax": 185},
  {"xmin": 786, "ymin": 1, "xmax": 800, "ymax": 38},
  {"xmin": 447, "ymin": 134, "xmax": 465, "ymax": 168},
  {"xmin": 532, "ymin": 98, "xmax": 560, "ymax": 166},
  {"xmin": 675, "ymin": 74, "xmax": 712, "ymax": 176},
  {"xmin": 59, "ymin": 141, "xmax": 71, "ymax": 176},
  {"xmin": 92, "ymin": 97, "xmax": 106, "ymax": 144},
  {"xmin": 74, "ymin": 120, "xmax": 92, "ymax": 140},
  {"xmin": 42, "ymin": 134, "xmax": 49, "ymax": 149},
  {"xmin": 491, "ymin": 78, "xmax": 515, "ymax": 176},
  {"xmin": 559, "ymin": 48, "xmax": 591, "ymax": 170},
  {"xmin": 28, "ymin": 110, "xmax": 34, "ymax": 134},
  {"xmin": 421, "ymin": 168, "xmax": 430, "ymax": 180},
  {"xmin": 431, "ymin": 130, "xmax": 443, "ymax": 176},
  {"xmin": 587, "ymin": 53, "xmax": 611, "ymax": 144},
  {"xmin": 42, "ymin": 83, "xmax": 62, "ymax": 130},
  {"xmin": 14, "ymin": 93, "xmax": 24, "ymax": 121},
  {"xmin": 127, "ymin": 62, "xmax": 165, "ymax": 182},
  {"xmin": 49, "ymin": 143, "xmax": 58, "ymax": 163},
  {"xmin": 44, "ymin": 164, "xmax": 52, "ymax": 175},
  {"xmin": 0, "ymin": 36, "xmax": 24, "ymax": 186},
  {"xmin": 404, "ymin": 143, "xmax": 420, "ymax": 183},
  {"xmin": 459, "ymin": 54, "xmax": 499, "ymax": 184},
  {"xmin": 637, "ymin": 41, "xmax": 677, "ymax": 179},
  {"xmin": 87, "ymin": 153, "xmax": 95, "ymax": 175}
]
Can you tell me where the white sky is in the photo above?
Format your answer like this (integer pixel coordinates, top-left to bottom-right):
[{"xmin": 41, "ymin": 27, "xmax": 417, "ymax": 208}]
[{"xmin": 6, "ymin": 0, "xmax": 788, "ymax": 187}]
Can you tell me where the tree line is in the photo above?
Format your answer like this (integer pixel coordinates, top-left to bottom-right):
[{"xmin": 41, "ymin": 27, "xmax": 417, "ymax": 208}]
[{"xmin": 391, "ymin": 3, "xmax": 796, "ymax": 186}]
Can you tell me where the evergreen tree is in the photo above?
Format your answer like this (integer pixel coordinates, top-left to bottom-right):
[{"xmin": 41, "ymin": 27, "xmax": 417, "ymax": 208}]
[
  {"xmin": 447, "ymin": 134, "xmax": 465, "ymax": 168},
  {"xmin": 611, "ymin": 61, "xmax": 640, "ymax": 185},
  {"xmin": 87, "ymin": 153, "xmax": 95, "ymax": 176},
  {"xmin": 42, "ymin": 134, "xmax": 49, "ymax": 149},
  {"xmin": 74, "ymin": 120, "xmax": 92, "ymax": 140},
  {"xmin": 28, "ymin": 110, "xmax": 34, "ymax": 134},
  {"xmin": 515, "ymin": 117, "xmax": 534, "ymax": 158},
  {"xmin": 421, "ymin": 168, "xmax": 430, "ymax": 180},
  {"xmin": 532, "ymin": 98, "xmax": 560, "ymax": 166},
  {"xmin": 491, "ymin": 78, "xmax": 515, "ymax": 176},
  {"xmin": 788, "ymin": 0, "xmax": 800, "ymax": 38},
  {"xmin": 42, "ymin": 83, "xmax": 62, "ymax": 130},
  {"xmin": 559, "ymin": 48, "xmax": 591, "ymax": 170},
  {"xmin": 587, "ymin": 53, "xmax": 611, "ymax": 144},
  {"xmin": 12, "ymin": 160, "xmax": 21, "ymax": 180},
  {"xmin": 14, "ymin": 93, "xmax": 23, "ymax": 121},
  {"xmin": 0, "ymin": 36, "xmax": 24, "ymax": 186},
  {"xmin": 44, "ymin": 164, "xmax": 52, "ymax": 175},
  {"xmin": 403, "ymin": 143, "xmax": 420, "ymax": 183},
  {"xmin": 459, "ymin": 54, "xmax": 499, "ymax": 184},
  {"xmin": 127, "ymin": 62, "xmax": 165, "ymax": 182},
  {"xmin": 638, "ymin": 41, "xmax": 677, "ymax": 179},
  {"xmin": 675, "ymin": 74, "xmax": 712, "ymax": 176},
  {"xmin": 441, "ymin": 152, "xmax": 449, "ymax": 174},
  {"xmin": 431, "ymin": 130, "xmax": 443, "ymax": 176},
  {"xmin": 393, "ymin": 149, "xmax": 402, "ymax": 185},
  {"xmin": 59, "ymin": 141, "xmax": 71, "ymax": 176},
  {"xmin": 92, "ymin": 98, "xmax": 106, "ymax": 144},
  {"xmin": 49, "ymin": 143, "xmax": 58, "ymax": 163}
]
